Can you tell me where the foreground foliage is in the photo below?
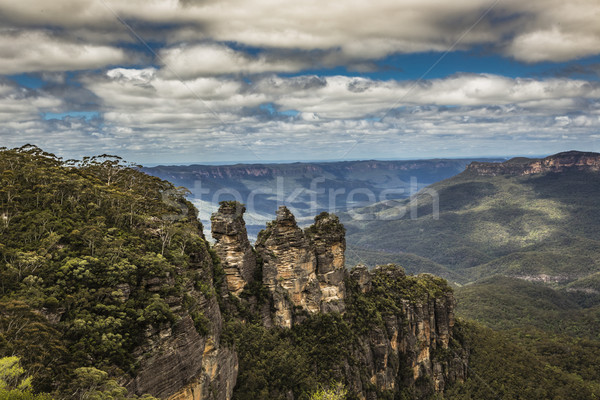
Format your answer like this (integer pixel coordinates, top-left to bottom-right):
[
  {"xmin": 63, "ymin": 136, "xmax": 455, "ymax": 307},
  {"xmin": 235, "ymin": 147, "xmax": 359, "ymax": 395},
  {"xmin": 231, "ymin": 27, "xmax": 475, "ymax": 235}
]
[{"xmin": 0, "ymin": 146, "xmax": 206, "ymax": 397}]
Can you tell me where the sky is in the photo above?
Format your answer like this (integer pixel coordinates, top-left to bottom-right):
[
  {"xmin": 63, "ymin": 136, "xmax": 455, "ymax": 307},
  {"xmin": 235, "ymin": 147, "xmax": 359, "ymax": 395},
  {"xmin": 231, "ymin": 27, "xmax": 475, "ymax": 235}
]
[{"xmin": 1, "ymin": 0, "xmax": 600, "ymax": 164}]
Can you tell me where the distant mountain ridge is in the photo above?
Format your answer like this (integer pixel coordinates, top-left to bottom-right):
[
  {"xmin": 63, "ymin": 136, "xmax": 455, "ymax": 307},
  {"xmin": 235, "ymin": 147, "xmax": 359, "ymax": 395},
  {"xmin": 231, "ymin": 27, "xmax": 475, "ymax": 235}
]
[
  {"xmin": 146, "ymin": 158, "xmax": 504, "ymax": 182},
  {"xmin": 467, "ymin": 150, "xmax": 600, "ymax": 176},
  {"xmin": 143, "ymin": 158, "xmax": 504, "ymax": 239}
]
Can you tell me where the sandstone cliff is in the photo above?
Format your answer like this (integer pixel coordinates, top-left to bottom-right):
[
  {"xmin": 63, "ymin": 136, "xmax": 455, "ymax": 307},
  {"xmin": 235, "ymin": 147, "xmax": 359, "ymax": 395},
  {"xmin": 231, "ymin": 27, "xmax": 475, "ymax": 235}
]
[
  {"xmin": 209, "ymin": 203, "xmax": 466, "ymax": 398},
  {"xmin": 255, "ymin": 207, "xmax": 346, "ymax": 328},
  {"xmin": 348, "ymin": 265, "xmax": 467, "ymax": 398},
  {"xmin": 211, "ymin": 202, "xmax": 257, "ymax": 296},
  {"xmin": 128, "ymin": 204, "xmax": 465, "ymax": 399},
  {"xmin": 126, "ymin": 217, "xmax": 238, "ymax": 400},
  {"xmin": 467, "ymin": 150, "xmax": 600, "ymax": 176}
]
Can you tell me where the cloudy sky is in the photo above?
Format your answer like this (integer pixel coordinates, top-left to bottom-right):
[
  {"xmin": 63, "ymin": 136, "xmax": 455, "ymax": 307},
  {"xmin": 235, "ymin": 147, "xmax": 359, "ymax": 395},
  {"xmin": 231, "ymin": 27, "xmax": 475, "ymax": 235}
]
[{"xmin": 1, "ymin": 0, "xmax": 600, "ymax": 164}]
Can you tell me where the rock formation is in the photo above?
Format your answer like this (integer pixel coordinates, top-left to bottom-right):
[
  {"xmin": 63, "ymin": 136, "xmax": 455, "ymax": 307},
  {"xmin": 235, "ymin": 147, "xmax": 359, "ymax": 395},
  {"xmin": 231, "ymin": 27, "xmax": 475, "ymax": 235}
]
[
  {"xmin": 306, "ymin": 212, "xmax": 347, "ymax": 314},
  {"xmin": 255, "ymin": 206, "xmax": 346, "ymax": 328},
  {"xmin": 128, "ymin": 204, "xmax": 465, "ymax": 399},
  {"xmin": 211, "ymin": 202, "xmax": 256, "ymax": 296},
  {"xmin": 348, "ymin": 265, "xmax": 467, "ymax": 398},
  {"xmin": 467, "ymin": 150, "xmax": 600, "ymax": 176},
  {"xmin": 126, "ymin": 221, "xmax": 238, "ymax": 400}
]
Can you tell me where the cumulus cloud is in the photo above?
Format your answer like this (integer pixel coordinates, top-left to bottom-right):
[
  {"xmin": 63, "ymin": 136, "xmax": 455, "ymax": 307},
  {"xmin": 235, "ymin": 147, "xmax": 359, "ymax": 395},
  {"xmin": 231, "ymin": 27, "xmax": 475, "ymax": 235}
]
[
  {"xmin": 0, "ymin": 81, "xmax": 62, "ymax": 122},
  {"xmin": 159, "ymin": 44, "xmax": 309, "ymax": 78},
  {"xmin": 0, "ymin": 30, "xmax": 128, "ymax": 74},
  {"xmin": 508, "ymin": 27, "xmax": 600, "ymax": 63},
  {"xmin": 2, "ymin": 65, "xmax": 599, "ymax": 163},
  {"xmin": 1, "ymin": 0, "xmax": 600, "ymax": 161},
  {"xmin": 251, "ymin": 74, "xmax": 600, "ymax": 118},
  {"xmin": 0, "ymin": 81, "xmax": 111, "ymax": 156},
  {"xmin": 25, "ymin": 69, "xmax": 587, "ymax": 162}
]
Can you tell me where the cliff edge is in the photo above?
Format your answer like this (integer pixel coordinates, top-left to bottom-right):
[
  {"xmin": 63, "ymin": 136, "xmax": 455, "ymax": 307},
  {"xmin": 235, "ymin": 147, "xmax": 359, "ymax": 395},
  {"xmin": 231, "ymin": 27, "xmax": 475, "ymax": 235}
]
[{"xmin": 466, "ymin": 150, "xmax": 600, "ymax": 176}]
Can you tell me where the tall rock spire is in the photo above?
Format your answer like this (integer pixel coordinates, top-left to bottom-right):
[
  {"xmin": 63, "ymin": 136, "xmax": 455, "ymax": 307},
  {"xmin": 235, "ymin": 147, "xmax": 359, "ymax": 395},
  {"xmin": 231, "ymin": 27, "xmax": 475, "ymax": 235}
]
[
  {"xmin": 306, "ymin": 212, "xmax": 346, "ymax": 313},
  {"xmin": 211, "ymin": 202, "xmax": 256, "ymax": 296}
]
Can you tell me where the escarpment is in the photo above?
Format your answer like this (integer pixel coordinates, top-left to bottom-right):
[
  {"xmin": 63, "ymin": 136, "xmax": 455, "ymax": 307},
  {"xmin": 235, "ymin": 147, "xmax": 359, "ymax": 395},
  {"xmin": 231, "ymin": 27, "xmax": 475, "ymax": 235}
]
[
  {"xmin": 306, "ymin": 212, "xmax": 347, "ymax": 314},
  {"xmin": 0, "ymin": 147, "xmax": 474, "ymax": 399},
  {"xmin": 467, "ymin": 150, "xmax": 600, "ymax": 176},
  {"xmin": 347, "ymin": 265, "xmax": 467, "ymax": 397}
]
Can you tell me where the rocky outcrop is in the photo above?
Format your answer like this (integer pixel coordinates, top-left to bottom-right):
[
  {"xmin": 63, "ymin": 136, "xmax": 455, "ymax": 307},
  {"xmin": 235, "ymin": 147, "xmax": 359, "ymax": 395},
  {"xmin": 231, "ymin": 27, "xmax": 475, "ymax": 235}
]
[
  {"xmin": 306, "ymin": 212, "xmax": 347, "ymax": 314},
  {"xmin": 126, "ymin": 223, "xmax": 238, "ymax": 400},
  {"xmin": 467, "ymin": 150, "xmax": 600, "ymax": 176},
  {"xmin": 131, "ymin": 204, "xmax": 464, "ymax": 400},
  {"xmin": 126, "ymin": 309, "xmax": 237, "ymax": 400},
  {"xmin": 211, "ymin": 202, "xmax": 256, "ymax": 296},
  {"xmin": 255, "ymin": 206, "xmax": 346, "ymax": 328},
  {"xmin": 348, "ymin": 265, "xmax": 467, "ymax": 398}
]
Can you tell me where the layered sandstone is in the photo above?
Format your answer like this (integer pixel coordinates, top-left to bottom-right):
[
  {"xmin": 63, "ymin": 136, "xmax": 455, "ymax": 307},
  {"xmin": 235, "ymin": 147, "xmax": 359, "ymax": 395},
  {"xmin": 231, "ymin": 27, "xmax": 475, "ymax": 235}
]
[
  {"xmin": 467, "ymin": 150, "xmax": 600, "ymax": 176},
  {"xmin": 211, "ymin": 202, "xmax": 256, "ymax": 295},
  {"xmin": 126, "ymin": 220, "xmax": 238, "ymax": 400},
  {"xmin": 129, "ymin": 205, "xmax": 465, "ymax": 400},
  {"xmin": 348, "ymin": 265, "xmax": 467, "ymax": 397},
  {"xmin": 254, "ymin": 206, "xmax": 347, "ymax": 328}
]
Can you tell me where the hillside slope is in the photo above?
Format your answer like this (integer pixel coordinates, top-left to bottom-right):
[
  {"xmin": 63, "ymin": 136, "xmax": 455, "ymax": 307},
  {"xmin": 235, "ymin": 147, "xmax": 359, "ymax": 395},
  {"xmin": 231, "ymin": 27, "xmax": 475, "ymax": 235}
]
[
  {"xmin": 0, "ymin": 145, "xmax": 237, "ymax": 399},
  {"xmin": 343, "ymin": 151, "xmax": 600, "ymax": 286}
]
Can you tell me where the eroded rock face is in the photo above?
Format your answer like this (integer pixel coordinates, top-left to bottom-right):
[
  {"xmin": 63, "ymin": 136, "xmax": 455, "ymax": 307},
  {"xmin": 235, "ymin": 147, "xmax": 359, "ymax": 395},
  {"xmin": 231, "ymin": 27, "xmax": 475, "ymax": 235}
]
[
  {"xmin": 467, "ymin": 151, "xmax": 600, "ymax": 176},
  {"xmin": 306, "ymin": 212, "xmax": 347, "ymax": 314},
  {"xmin": 256, "ymin": 207, "xmax": 320, "ymax": 328},
  {"xmin": 137, "ymin": 205, "xmax": 465, "ymax": 400},
  {"xmin": 126, "ymin": 226, "xmax": 238, "ymax": 400},
  {"xmin": 255, "ymin": 207, "xmax": 347, "ymax": 328},
  {"xmin": 127, "ymin": 310, "xmax": 238, "ymax": 400},
  {"xmin": 211, "ymin": 202, "xmax": 256, "ymax": 296},
  {"xmin": 349, "ymin": 265, "xmax": 467, "ymax": 397}
]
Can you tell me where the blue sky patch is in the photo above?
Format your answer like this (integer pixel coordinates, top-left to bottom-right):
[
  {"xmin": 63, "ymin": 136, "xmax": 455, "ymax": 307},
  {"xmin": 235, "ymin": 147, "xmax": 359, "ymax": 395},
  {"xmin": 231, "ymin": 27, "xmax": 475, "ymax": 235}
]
[{"xmin": 43, "ymin": 111, "xmax": 101, "ymax": 121}]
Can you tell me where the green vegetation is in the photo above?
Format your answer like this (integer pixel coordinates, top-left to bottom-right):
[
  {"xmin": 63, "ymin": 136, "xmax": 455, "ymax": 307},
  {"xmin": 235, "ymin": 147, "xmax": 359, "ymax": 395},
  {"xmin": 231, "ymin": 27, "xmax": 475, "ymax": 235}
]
[
  {"xmin": 345, "ymin": 250, "xmax": 463, "ymax": 282},
  {"xmin": 309, "ymin": 383, "xmax": 347, "ymax": 400},
  {"xmin": 0, "ymin": 146, "xmax": 212, "ymax": 397},
  {"xmin": 344, "ymin": 169, "xmax": 600, "ymax": 286},
  {"xmin": 5, "ymin": 145, "xmax": 600, "ymax": 399},
  {"xmin": 455, "ymin": 276, "xmax": 600, "ymax": 337},
  {"xmin": 1, "ymin": 356, "xmax": 34, "ymax": 393},
  {"xmin": 445, "ymin": 321, "xmax": 600, "ymax": 399},
  {"xmin": 224, "ymin": 265, "xmax": 456, "ymax": 400},
  {"xmin": 344, "ymin": 163, "xmax": 600, "ymax": 398}
]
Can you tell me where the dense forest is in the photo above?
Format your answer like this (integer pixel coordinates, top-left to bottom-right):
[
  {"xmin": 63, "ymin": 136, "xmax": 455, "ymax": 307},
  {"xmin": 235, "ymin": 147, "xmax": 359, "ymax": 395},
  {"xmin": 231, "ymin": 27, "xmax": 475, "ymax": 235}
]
[{"xmin": 0, "ymin": 145, "xmax": 205, "ymax": 398}]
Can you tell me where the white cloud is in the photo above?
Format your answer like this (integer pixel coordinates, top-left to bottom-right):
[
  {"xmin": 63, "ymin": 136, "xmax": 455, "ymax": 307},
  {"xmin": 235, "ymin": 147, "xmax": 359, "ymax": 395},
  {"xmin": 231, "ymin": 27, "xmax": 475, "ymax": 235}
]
[
  {"xmin": 0, "ymin": 82, "xmax": 62, "ymax": 123},
  {"xmin": 252, "ymin": 74, "xmax": 600, "ymax": 118},
  {"xmin": 508, "ymin": 27, "xmax": 600, "ymax": 63},
  {"xmin": 3, "ymin": 69, "xmax": 599, "ymax": 164},
  {"xmin": 19, "ymin": 69, "xmax": 585, "ymax": 162},
  {"xmin": 0, "ymin": 30, "xmax": 128, "ymax": 74},
  {"xmin": 159, "ymin": 44, "xmax": 308, "ymax": 78}
]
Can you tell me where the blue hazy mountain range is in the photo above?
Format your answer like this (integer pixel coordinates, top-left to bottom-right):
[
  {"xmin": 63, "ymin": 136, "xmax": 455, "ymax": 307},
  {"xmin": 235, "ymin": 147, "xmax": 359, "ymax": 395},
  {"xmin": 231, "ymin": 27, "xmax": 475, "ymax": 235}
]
[{"xmin": 143, "ymin": 157, "xmax": 503, "ymax": 239}]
